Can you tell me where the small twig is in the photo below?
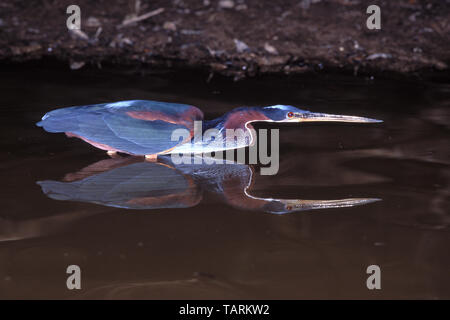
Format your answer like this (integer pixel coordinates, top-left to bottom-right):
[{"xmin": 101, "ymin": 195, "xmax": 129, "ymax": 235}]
[
  {"xmin": 135, "ymin": 0, "xmax": 141, "ymax": 15},
  {"xmin": 69, "ymin": 29, "xmax": 89, "ymax": 41},
  {"xmin": 94, "ymin": 27, "xmax": 102, "ymax": 39},
  {"xmin": 118, "ymin": 7, "xmax": 164, "ymax": 28}
]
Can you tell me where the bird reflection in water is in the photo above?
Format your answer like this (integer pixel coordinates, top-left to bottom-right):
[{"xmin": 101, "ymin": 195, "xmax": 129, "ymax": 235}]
[{"xmin": 37, "ymin": 156, "xmax": 380, "ymax": 214}]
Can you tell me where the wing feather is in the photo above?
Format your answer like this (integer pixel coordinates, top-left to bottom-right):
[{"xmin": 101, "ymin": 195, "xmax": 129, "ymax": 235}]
[
  {"xmin": 102, "ymin": 114, "xmax": 189, "ymax": 154},
  {"xmin": 37, "ymin": 100, "xmax": 203, "ymax": 155}
]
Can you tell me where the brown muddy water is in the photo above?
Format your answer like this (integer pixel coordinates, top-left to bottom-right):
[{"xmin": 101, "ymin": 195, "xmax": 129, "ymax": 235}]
[{"xmin": 0, "ymin": 64, "xmax": 449, "ymax": 299}]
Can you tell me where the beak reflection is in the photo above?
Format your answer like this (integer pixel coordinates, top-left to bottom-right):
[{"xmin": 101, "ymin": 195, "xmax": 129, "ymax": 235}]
[{"xmin": 291, "ymin": 112, "xmax": 383, "ymax": 123}]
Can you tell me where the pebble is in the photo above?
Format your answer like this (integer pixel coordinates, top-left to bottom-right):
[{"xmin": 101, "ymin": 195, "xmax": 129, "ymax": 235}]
[
  {"xmin": 234, "ymin": 38, "xmax": 249, "ymax": 53},
  {"xmin": 69, "ymin": 29, "xmax": 89, "ymax": 41},
  {"xmin": 366, "ymin": 53, "xmax": 392, "ymax": 60},
  {"xmin": 181, "ymin": 29, "xmax": 202, "ymax": 35},
  {"xmin": 163, "ymin": 21, "xmax": 177, "ymax": 31},
  {"xmin": 86, "ymin": 16, "xmax": 101, "ymax": 28},
  {"xmin": 219, "ymin": 0, "xmax": 235, "ymax": 9},
  {"xmin": 70, "ymin": 61, "xmax": 85, "ymax": 70},
  {"xmin": 264, "ymin": 42, "xmax": 278, "ymax": 54},
  {"xmin": 299, "ymin": 0, "xmax": 311, "ymax": 9}
]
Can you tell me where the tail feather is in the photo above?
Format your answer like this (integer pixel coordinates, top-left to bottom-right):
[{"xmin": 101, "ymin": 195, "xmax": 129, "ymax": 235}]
[
  {"xmin": 37, "ymin": 180, "xmax": 81, "ymax": 201},
  {"xmin": 36, "ymin": 107, "xmax": 82, "ymax": 132}
]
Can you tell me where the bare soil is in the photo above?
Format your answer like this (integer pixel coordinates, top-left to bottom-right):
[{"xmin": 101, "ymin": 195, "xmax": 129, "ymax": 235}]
[{"xmin": 1, "ymin": 0, "xmax": 449, "ymax": 79}]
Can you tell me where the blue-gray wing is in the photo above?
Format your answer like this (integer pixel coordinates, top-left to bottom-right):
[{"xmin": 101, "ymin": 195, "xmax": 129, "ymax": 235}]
[
  {"xmin": 37, "ymin": 100, "xmax": 203, "ymax": 155},
  {"xmin": 37, "ymin": 162, "xmax": 201, "ymax": 209},
  {"xmin": 101, "ymin": 114, "xmax": 189, "ymax": 154}
]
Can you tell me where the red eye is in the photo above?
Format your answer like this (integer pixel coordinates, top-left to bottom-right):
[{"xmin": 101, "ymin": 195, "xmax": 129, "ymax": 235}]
[{"xmin": 287, "ymin": 112, "xmax": 294, "ymax": 118}]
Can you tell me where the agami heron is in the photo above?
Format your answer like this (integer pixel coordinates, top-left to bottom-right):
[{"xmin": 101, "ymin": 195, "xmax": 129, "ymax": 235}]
[{"xmin": 37, "ymin": 100, "xmax": 382, "ymax": 159}]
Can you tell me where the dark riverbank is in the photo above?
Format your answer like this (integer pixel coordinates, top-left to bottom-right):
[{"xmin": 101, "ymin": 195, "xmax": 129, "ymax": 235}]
[{"xmin": 1, "ymin": 0, "xmax": 449, "ymax": 79}]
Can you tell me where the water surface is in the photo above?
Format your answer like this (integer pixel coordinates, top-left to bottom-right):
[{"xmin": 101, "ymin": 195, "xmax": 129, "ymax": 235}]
[{"xmin": 0, "ymin": 64, "xmax": 449, "ymax": 299}]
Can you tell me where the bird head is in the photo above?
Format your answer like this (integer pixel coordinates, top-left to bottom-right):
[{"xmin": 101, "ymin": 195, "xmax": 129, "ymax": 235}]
[{"xmin": 262, "ymin": 105, "xmax": 383, "ymax": 123}]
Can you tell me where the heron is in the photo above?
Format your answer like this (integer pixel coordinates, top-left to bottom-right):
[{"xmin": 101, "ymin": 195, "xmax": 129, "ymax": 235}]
[{"xmin": 37, "ymin": 100, "xmax": 382, "ymax": 159}]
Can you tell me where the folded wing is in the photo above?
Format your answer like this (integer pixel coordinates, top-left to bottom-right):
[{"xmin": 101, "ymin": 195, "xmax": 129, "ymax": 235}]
[{"xmin": 37, "ymin": 100, "xmax": 203, "ymax": 155}]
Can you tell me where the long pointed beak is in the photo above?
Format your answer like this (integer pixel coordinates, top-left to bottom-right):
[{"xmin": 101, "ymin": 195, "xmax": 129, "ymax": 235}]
[
  {"xmin": 291, "ymin": 112, "xmax": 383, "ymax": 123},
  {"xmin": 276, "ymin": 197, "xmax": 381, "ymax": 213}
]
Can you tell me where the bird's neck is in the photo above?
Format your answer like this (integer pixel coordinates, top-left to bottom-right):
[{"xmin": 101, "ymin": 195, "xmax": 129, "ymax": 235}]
[{"xmin": 204, "ymin": 107, "xmax": 270, "ymax": 131}]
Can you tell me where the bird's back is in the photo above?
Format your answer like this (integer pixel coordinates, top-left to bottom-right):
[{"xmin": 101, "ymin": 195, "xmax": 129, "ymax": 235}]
[{"xmin": 37, "ymin": 100, "xmax": 203, "ymax": 155}]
